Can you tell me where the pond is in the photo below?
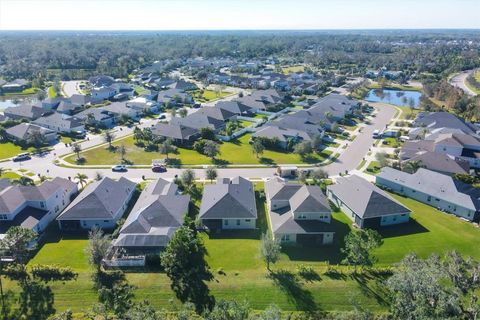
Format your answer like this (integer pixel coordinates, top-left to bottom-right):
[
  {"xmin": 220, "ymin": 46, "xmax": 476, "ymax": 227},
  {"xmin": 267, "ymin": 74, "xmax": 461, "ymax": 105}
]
[
  {"xmin": 0, "ymin": 96, "xmax": 39, "ymax": 110},
  {"xmin": 365, "ymin": 88, "xmax": 422, "ymax": 108}
]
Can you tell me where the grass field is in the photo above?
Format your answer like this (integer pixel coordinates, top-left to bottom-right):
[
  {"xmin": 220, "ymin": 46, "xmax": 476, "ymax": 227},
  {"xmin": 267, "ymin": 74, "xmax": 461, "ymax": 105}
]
[
  {"xmin": 465, "ymin": 70, "xmax": 480, "ymax": 95},
  {"xmin": 133, "ymin": 85, "xmax": 148, "ymax": 95},
  {"xmin": 6, "ymin": 189, "xmax": 479, "ymax": 314},
  {"xmin": 64, "ymin": 134, "xmax": 332, "ymax": 166},
  {"xmin": 365, "ymin": 161, "xmax": 381, "ymax": 175},
  {"xmin": 282, "ymin": 65, "xmax": 305, "ymax": 74},
  {"xmin": 192, "ymin": 89, "xmax": 232, "ymax": 102},
  {"xmin": 380, "ymin": 137, "xmax": 402, "ymax": 148},
  {"xmin": 0, "ymin": 142, "xmax": 33, "ymax": 160},
  {"xmin": 47, "ymin": 86, "xmax": 58, "ymax": 98},
  {"xmin": 0, "ymin": 170, "xmax": 21, "ymax": 180}
]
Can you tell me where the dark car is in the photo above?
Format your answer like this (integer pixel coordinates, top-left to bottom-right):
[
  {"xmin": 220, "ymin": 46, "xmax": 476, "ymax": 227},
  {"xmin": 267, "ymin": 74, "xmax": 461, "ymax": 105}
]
[
  {"xmin": 13, "ymin": 153, "xmax": 31, "ymax": 162},
  {"xmin": 152, "ymin": 164, "xmax": 167, "ymax": 173}
]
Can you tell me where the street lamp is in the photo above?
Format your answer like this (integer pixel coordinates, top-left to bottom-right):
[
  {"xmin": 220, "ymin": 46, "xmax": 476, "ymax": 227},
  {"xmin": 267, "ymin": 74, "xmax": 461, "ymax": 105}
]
[{"xmin": 0, "ymin": 256, "xmax": 15, "ymax": 318}]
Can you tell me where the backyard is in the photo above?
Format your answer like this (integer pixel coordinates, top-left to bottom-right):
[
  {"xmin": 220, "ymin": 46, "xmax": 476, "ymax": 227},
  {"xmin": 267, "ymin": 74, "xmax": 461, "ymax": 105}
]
[
  {"xmin": 0, "ymin": 142, "xmax": 34, "ymax": 160},
  {"xmin": 192, "ymin": 89, "xmax": 233, "ymax": 102},
  {"xmin": 63, "ymin": 134, "xmax": 333, "ymax": 166},
  {"xmin": 6, "ymin": 189, "xmax": 479, "ymax": 314}
]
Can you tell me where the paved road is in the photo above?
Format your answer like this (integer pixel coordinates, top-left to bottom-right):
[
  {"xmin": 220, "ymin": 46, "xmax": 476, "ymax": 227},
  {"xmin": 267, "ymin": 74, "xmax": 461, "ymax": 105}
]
[
  {"xmin": 4, "ymin": 102, "xmax": 396, "ymax": 182},
  {"xmin": 62, "ymin": 80, "xmax": 84, "ymax": 97},
  {"xmin": 450, "ymin": 71, "xmax": 477, "ymax": 96}
]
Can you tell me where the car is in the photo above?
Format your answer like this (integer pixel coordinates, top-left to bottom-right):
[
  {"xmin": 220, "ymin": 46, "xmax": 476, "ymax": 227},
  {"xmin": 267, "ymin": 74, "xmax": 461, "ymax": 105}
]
[
  {"xmin": 111, "ymin": 165, "xmax": 128, "ymax": 172},
  {"xmin": 152, "ymin": 164, "xmax": 167, "ymax": 173},
  {"xmin": 159, "ymin": 114, "xmax": 166, "ymax": 119},
  {"xmin": 12, "ymin": 153, "xmax": 31, "ymax": 162}
]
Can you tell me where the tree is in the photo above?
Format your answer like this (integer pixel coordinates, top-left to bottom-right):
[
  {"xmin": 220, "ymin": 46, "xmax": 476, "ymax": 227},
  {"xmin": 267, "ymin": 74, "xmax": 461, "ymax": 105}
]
[
  {"xmin": 126, "ymin": 300, "xmax": 158, "ymax": 320},
  {"xmin": 118, "ymin": 144, "xmax": 127, "ymax": 162},
  {"xmin": 341, "ymin": 229, "xmax": 383, "ymax": 272},
  {"xmin": 203, "ymin": 140, "xmax": 220, "ymax": 160},
  {"xmin": 178, "ymin": 108, "xmax": 188, "ymax": 118},
  {"xmin": 205, "ymin": 299, "xmax": 250, "ymax": 320},
  {"xmin": 200, "ymin": 127, "xmax": 215, "ymax": 140},
  {"xmin": 85, "ymin": 227, "xmax": 110, "ymax": 273},
  {"xmin": 14, "ymin": 176, "xmax": 35, "ymax": 186},
  {"xmin": 386, "ymin": 252, "xmax": 480, "ymax": 320},
  {"xmin": 29, "ymin": 130, "xmax": 47, "ymax": 149},
  {"xmin": 37, "ymin": 90, "xmax": 46, "ymax": 101},
  {"xmin": 258, "ymin": 304, "xmax": 282, "ymax": 320},
  {"xmin": 98, "ymin": 282, "xmax": 136, "ymax": 318},
  {"xmin": 160, "ymin": 217, "xmax": 214, "ymax": 313},
  {"xmin": 71, "ymin": 143, "xmax": 82, "ymax": 161},
  {"xmin": 159, "ymin": 138, "xmax": 176, "ymax": 159},
  {"xmin": 0, "ymin": 226, "xmax": 37, "ymax": 262},
  {"xmin": 205, "ymin": 167, "xmax": 217, "ymax": 183},
  {"xmin": 293, "ymin": 141, "xmax": 312, "ymax": 159},
  {"xmin": 103, "ymin": 130, "xmax": 115, "ymax": 149},
  {"xmin": 260, "ymin": 233, "xmax": 281, "ymax": 272},
  {"xmin": 180, "ymin": 169, "xmax": 196, "ymax": 191},
  {"xmin": 74, "ymin": 173, "xmax": 88, "ymax": 188},
  {"xmin": 298, "ymin": 170, "xmax": 308, "ymax": 184},
  {"xmin": 252, "ymin": 139, "xmax": 265, "ymax": 159},
  {"xmin": 402, "ymin": 160, "xmax": 423, "ymax": 173},
  {"xmin": 169, "ymin": 108, "xmax": 177, "ymax": 118},
  {"xmin": 375, "ymin": 152, "xmax": 389, "ymax": 168},
  {"xmin": 310, "ymin": 134, "xmax": 323, "ymax": 151},
  {"xmin": 311, "ymin": 168, "xmax": 328, "ymax": 185}
]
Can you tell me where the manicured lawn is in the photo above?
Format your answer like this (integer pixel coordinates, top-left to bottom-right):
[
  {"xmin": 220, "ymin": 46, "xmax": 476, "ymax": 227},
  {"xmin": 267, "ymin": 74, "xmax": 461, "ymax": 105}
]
[
  {"xmin": 64, "ymin": 134, "xmax": 332, "ymax": 166},
  {"xmin": 282, "ymin": 65, "xmax": 305, "ymax": 74},
  {"xmin": 238, "ymin": 119, "xmax": 255, "ymax": 128},
  {"xmin": 192, "ymin": 89, "xmax": 232, "ymax": 102},
  {"xmin": 133, "ymin": 85, "xmax": 148, "ymax": 95},
  {"xmin": 47, "ymin": 86, "xmax": 58, "ymax": 98},
  {"xmin": 397, "ymin": 106, "xmax": 419, "ymax": 120},
  {"xmin": 3, "ymin": 87, "xmax": 40, "ymax": 96},
  {"xmin": 0, "ymin": 142, "xmax": 33, "ymax": 160},
  {"xmin": 365, "ymin": 161, "xmax": 382, "ymax": 175},
  {"xmin": 380, "ymin": 137, "xmax": 402, "ymax": 148},
  {"xmin": 0, "ymin": 170, "xmax": 21, "ymax": 180}
]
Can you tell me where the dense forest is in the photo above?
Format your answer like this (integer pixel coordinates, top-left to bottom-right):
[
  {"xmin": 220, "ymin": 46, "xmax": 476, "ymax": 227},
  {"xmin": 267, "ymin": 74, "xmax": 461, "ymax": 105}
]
[{"xmin": 0, "ymin": 30, "xmax": 479, "ymax": 80}]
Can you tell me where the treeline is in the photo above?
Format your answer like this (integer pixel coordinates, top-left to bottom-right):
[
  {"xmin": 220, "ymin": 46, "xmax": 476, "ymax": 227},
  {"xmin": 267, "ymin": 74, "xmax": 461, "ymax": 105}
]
[{"xmin": 0, "ymin": 31, "xmax": 479, "ymax": 81}]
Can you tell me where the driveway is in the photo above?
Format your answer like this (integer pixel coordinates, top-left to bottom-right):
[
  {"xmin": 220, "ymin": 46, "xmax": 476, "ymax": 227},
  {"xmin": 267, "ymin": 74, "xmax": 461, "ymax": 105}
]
[
  {"xmin": 449, "ymin": 71, "xmax": 477, "ymax": 96},
  {"xmin": 3, "ymin": 103, "xmax": 396, "ymax": 182}
]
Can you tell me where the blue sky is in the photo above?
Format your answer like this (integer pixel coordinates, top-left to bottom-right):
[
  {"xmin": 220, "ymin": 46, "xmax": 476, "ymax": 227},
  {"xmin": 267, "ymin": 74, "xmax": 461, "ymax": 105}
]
[{"xmin": 0, "ymin": 0, "xmax": 479, "ymax": 30}]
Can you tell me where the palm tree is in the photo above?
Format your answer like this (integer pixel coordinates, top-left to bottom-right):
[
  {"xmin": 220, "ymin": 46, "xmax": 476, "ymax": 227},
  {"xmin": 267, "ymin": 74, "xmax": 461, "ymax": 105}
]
[
  {"xmin": 71, "ymin": 143, "xmax": 82, "ymax": 160},
  {"xmin": 103, "ymin": 130, "xmax": 115, "ymax": 150},
  {"xmin": 74, "ymin": 173, "xmax": 88, "ymax": 188},
  {"xmin": 14, "ymin": 176, "xmax": 34, "ymax": 186},
  {"xmin": 118, "ymin": 144, "xmax": 127, "ymax": 162},
  {"xmin": 205, "ymin": 167, "xmax": 217, "ymax": 183},
  {"xmin": 402, "ymin": 160, "xmax": 423, "ymax": 173}
]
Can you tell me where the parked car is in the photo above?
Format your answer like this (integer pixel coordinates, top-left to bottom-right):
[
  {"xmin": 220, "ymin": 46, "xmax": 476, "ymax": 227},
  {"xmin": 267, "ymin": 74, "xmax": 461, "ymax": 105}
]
[
  {"xmin": 152, "ymin": 164, "xmax": 167, "ymax": 173},
  {"xmin": 159, "ymin": 114, "xmax": 167, "ymax": 120},
  {"xmin": 111, "ymin": 165, "xmax": 128, "ymax": 172},
  {"xmin": 13, "ymin": 153, "xmax": 31, "ymax": 162}
]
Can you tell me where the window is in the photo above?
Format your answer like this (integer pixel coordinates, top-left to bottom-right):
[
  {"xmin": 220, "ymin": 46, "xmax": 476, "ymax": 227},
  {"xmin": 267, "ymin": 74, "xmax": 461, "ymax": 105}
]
[
  {"xmin": 104, "ymin": 220, "xmax": 109, "ymax": 223},
  {"xmin": 281, "ymin": 234, "xmax": 290, "ymax": 242},
  {"xmin": 224, "ymin": 220, "xmax": 229, "ymax": 226},
  {"xmin": 236, "ymin": 219, "xmax": 240, "ymax": 226},
  {"xmin": 245, "ymin": 219, "xmax": 251, "ymax": 222},
  {"xmin": 298, "ymin": 214, "xmax": 307, "ymax": 219},
  {"xmin": 0, "ymin": 214, "xmax": 7, "ymax": 220},
  {"xmin": 427, "ymin": 196, "xmax": 431, "ymax": 202},
  {"xmin": 40, "ymin": 202, "xmax": 45, "ymax": 208}
]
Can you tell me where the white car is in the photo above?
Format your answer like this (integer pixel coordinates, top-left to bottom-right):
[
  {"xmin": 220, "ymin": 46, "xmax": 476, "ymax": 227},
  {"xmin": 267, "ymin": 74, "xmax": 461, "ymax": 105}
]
[{"xmin": 111, "ymin": 165, "xmax": 128, "ymax": 172}]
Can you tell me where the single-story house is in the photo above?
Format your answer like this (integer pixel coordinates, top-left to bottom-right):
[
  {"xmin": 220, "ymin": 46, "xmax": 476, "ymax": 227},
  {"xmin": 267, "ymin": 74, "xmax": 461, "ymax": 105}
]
[
  {"xmin": 57, "ymin": 177, "xmax": 136, "ymax": 230},
  {"xmin": 92, "ymin": 86, "xmax": 117, "ymax": 101},
  {"xmin": 376, "ymin": 167, "xmax": 480, "ymax": 222},
  {"xmin": 327, "ymin": 175, "xmax": 411, "ymax": 229},
  {"xmin": 33, "ymin": 112, "xmax": 85, "ymax": 134},
  {"xmin": 199, "ymin": 176, "xmax": 257, "ymax": 230},
  {"xmin": 127, "ymin": 97, "xmax": 160, "ymax": 114},
  {"xmin": 3, "ymin": 104, "xmax": 51, "ymax": 121},
  {"xmin": 6, "ymin": 123, "xmax": 57, "ymax": 144},
  {"xmin": 151, "ymin": 123, "xmax": 199, "ymax": 145},
  {"xmin": 157, "ymin": 89, "xmax": 193, "ymax": 106},
  {"xmin": 265, "ymin": 177, "xmax": 334, "ymax": 245},
  {"xmin": 76, "ymin": 109, "xmax": 115, "ymax": 128},
  {"xmin": 99, "ymin": 102, "xmax": 140, "ymax": 121},
  {"xmin": 1, "ymin": 79, "xmax": 30, "ymax": 92},
  {"xmin": 56, "ymin": 101, "xmax": 83, "ymax": 115},
  {"xmin": 105, "ymin": 178, "xmax": 190, "ymax": 267}
]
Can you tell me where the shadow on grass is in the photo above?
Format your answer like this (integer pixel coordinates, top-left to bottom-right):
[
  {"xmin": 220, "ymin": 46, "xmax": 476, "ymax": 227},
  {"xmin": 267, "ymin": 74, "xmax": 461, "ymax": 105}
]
[
  {"xmin": 259, "ymin": 157, "xmax": 275, "ymax": 165},
  {"xmin": 212, "ymin": 158, "xmax": 230, "ymax": 166},
  {"xmin": 375, "ymin": 218, "xmax": 429, "ymax": 239},
  {"xmin": 350, "ymin": 270, "xmax": 390, "ymax": 306},
  {"xmin": 207, "ymin": 229, "xmax": 261, "ymax": 240},
  {"xmin": 269, "ymin": 269, "xmax": 319, "ymax": 313}
]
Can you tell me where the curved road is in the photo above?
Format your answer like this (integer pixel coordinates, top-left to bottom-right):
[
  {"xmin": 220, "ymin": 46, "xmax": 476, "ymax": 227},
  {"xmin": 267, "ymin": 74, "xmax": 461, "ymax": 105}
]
[
  {"xmin": 4, "ymin": 103, "xmax": 396, "ymax": 182},
  {"xmin": 450, "ymin": 71, "xmax": 477, "ymax": 96}
]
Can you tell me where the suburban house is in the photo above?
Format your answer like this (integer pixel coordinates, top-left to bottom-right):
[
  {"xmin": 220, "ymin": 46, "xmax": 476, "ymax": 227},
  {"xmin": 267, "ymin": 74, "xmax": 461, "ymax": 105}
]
[
  {"xmin": 151, "ymin": 122, "xmax": 199, "ymax": 145},
  {"xmin": 127, "ymin": 97, "xmax": 160, "ymax": 114},
  {"xmin": 76, "ymin": 108, "xmax": 115, "ymax": 128},
  {"xmin": 92, "ymin": 86, "xmax": 117, "ymax": 101},
  {"xmin": 403, "ymin": 152, "xmax": 470, "ymax": 175},
  {"xmin": 265, "ymin": 177, "xmax": 334, "ymax": 245},
  {"xmin": 56, "ymin": 177, "xmax": 136, "ymax": 230},
  {"xmin": 327, "ymin": 175, "xmax": 411, "ymax": 229},
  {"xmin": 199, "ymin": 176, "xmax": 257, "ymax": 230},
  {"xmin": 89, "ymin": 75, "xmax": 115, "ymax": 88},
  {"xmin": 170, "ymin": 112, "xmax": 225, "ymax": 131},
  {"xmin": 70, "ymin": 94, "xmax": 92, "ymax": 107},
  {"xmin": 376, "ymin": 167, "xmax": 480, "ymax": 222},
  {"xmin": 0, "ymin": 79, "xmax": 30, "ymax": 92},
  {"xmin": 3, "ymin": 104, "xmax": 50, "ymax": 121},
  {"xmin": 105, "ymin": 178, "xmax": 190, "ymax": 267},
  {"xmin": 6, "ymin": 123, "xmax": 57, "ymax": 144},
  {"xmin": 33, "ymin": 112, "xmax": 85, "ymax": 134},
  {"xmin": 157, "ymin": 88, "xmax": 193, "ymax": 106},
  {"xmin": 412, "ymin": 112, "xmax": 478, "ymax": 136},
  {"xmin": 99, "ymin": 102, "xmax": 140, "ymax": 120},
  {"xmin": 56, "ymin": 101, "xmax": 83, "ymax": 115},
  {"xmin": 308, "ymin": 94, "xmax": 359, "ymax": 121},
  {"xmin": 0, "ymin": 177, "xmax": 77, "ymax": 238},
  {"xmin": 215, "ymin": 101, "xmax": 252, "ymax": 116}
]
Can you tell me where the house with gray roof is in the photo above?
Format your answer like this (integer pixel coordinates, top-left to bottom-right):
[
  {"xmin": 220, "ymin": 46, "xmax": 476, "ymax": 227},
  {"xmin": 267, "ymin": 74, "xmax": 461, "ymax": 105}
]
[
  {"xmin": 404, "ymin": 152, "xmax": 470, "ymax": 176},
  {"xmin": 76, "ymin": 108, "xmax": 115, "ymax": 128},
  {"xmin": 199, "ymin": 176, "xmax": 257, "ymax": 230},
  {"xmin": 0, "ymin": 177, "xmax": 77, "ymax": 239},
  {"xmin": 6, "ymin": 123, "xmax": 57, "ymax": 144},
  {"xmin": 151, "ymin": 122, "xmax": 199, "ymax": 145},
  {"xmin": 215, "ymin": 101, "xmax": 252, "ymax": 115},
  {"xmin": 99, "ymin": 102, "xmax": 140, "ymax": 120},
  {"xmin": 105, "ymin": 178, "xmax": 190, "ymax": 267},
  {"xmin": 4, "ymin": 104, "xmax": 51, "ymax": 121},
  {"xmin": 327, "ymin": 175, "xmax": 411, "ymax": 229},
  {"xmin": 33, "ymin": 112, "xmax": 85, "ymax": 134},
  {"xmin": 265, "ymin": 177, "xmax": 334, "ymax": 245},
  {"xmin": 308, "ymin": 94, "xmax": 359, "ymax": 121},
  {"xmin": 413, "ymin": 112, "xmax": 478, "ymax": 136},
  {"xmin": 376, "ymin": 167, "xmax": 480, "ymax": 221},
  {"xmin": 170, "ymin": 112, "xmax": 225, "ymax": 131},
  {"xmin": 157, "ymin": 88, "xmax": 193, "ymax": 106},
  {"xmin": 57, "ymin": 177, "xmax": 136, "ymax": 230}
]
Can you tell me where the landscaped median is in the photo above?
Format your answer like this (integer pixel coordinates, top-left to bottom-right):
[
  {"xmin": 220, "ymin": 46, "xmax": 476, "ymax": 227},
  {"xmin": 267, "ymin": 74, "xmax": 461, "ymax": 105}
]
[{"xmin": 61, "ymin": 133, "xmax": 334, "ymax": 167}]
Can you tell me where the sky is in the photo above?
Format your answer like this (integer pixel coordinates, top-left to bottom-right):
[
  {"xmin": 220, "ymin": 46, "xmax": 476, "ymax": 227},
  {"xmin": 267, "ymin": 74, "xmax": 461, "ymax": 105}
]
[{"xmin": 0, "ymin": 0, "xmax": 479, "ymax": 30}]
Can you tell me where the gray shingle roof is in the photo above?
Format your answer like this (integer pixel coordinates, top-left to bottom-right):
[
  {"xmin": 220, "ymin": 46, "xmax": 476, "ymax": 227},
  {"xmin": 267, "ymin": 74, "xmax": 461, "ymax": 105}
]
[
  {"xmin": 290, "ymin": 185, "xmax": 331, "ymax": 214},
  {"xmin": 328, "ymin": 174, "xmax": 411, "ymax": 219},
  {"xmin": 6, "ymin": 123, "xmax": 56, "ymax": 141},
  {"xmin": 151, "ymin": 123, "xmax": 198, "ymax": 141},
  {"xmin": 200, "ymin": 176, "xmax": 257, "ymax": 219},
  {"xmin": 414, "ymin": 112, "xmax": 477, "ymax": 135},
  {"xmin": 406, "ymin": 152, "xmax": 470, "ymax": 175},
  {"xmin": 57, "ymin": 177, "xmax": 136, "ymax": 220},
  {"xmin": 269, "ymin": 208, "xmax": 335, "ymax": 234}
]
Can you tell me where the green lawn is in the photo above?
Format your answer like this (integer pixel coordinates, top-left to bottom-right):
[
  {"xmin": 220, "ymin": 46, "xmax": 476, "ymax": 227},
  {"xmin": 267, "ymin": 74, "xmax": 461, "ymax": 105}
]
[
  {"xmin": 0, "ymin": 142, "xmax": 34, "ymax": 160},
  {"xmin": 192, "ymin": 89, "xmax": 232, "ymax": 102},
  {"xmin": 64, "ymin": 134, "xmax": 332, "ymax": 166},
  {"xmin": 380, "ymin": 137, "xmax": 402, "ymax": 148},
  {"xmin": 0, "ymin": 170, "xmax": 21, "ymax": 180},
  {"xmin": 13, "ymin": 187, "xmax": 480, "ymax": 314},
  {"xmin": 365, "ymin": 161, "xmax": 382, "ymax": 175},
  {"xmin": 282, "ymin": 65, "xmax": 305, "ymax": 74},
  {"xmin": 397, "ymin": 106, "xmax": 419, "ymax": 120},
  {"xmin": 48, "ymin": 86, "xmax": 58, "ymax": 98},
  {"xmin": 3, "ymin": 87, "xmax": 40, "ymax": 96},
  {"xmin": 133, "ymin": 85, "xmax": 148, "ymax": 95}
]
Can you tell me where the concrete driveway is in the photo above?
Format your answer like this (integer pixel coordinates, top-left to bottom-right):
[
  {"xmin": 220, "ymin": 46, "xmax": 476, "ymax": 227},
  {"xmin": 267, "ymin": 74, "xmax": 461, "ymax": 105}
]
[{"xmin": 62, "ymin": 80, "xmax": 85, "ymax": 97}]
